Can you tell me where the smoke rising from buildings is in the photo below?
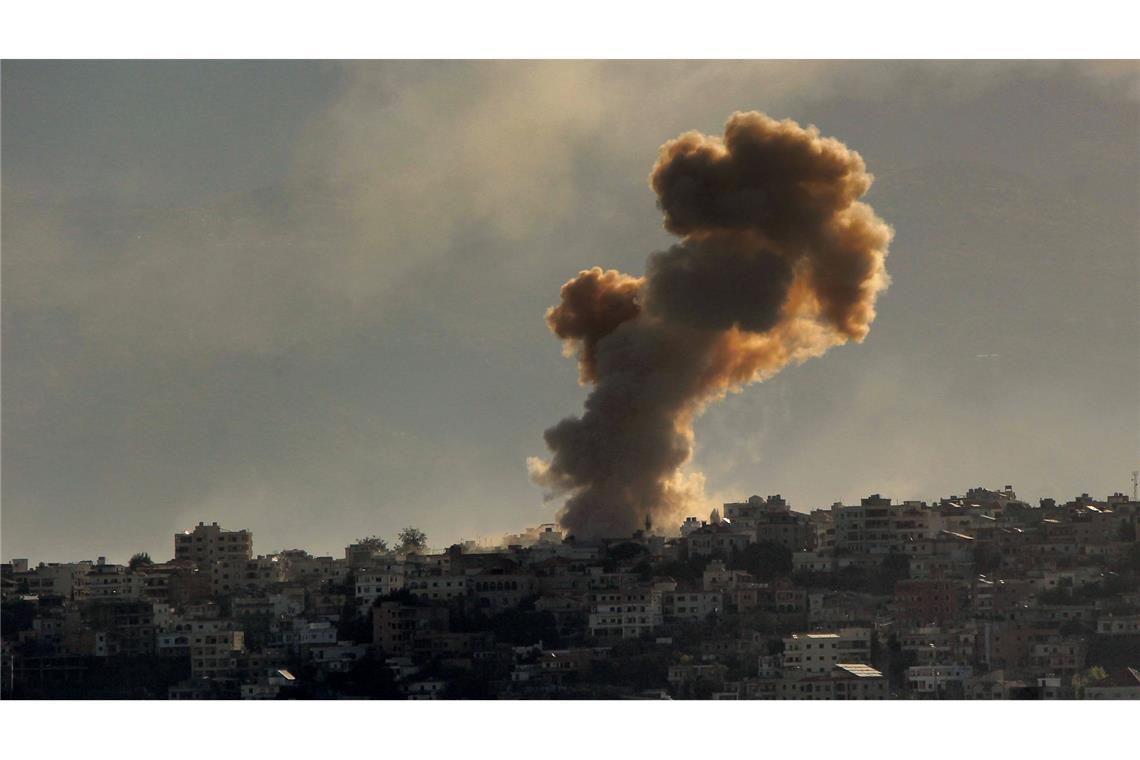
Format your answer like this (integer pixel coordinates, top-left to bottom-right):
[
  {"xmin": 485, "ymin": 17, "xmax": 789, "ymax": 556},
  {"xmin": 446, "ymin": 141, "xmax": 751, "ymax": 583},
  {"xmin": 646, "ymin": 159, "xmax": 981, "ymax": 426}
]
[{"xmin": 528, "ymin": 112, "xmax": 893, "ymax": 539}]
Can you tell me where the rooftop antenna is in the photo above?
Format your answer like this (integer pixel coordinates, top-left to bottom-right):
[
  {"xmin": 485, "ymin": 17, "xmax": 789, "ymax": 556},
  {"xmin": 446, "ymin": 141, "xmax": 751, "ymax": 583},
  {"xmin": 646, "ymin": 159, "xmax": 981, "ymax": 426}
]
[{"xmin": 1132, "ymin": 470, "xmax": 1138, "ymax": 501}]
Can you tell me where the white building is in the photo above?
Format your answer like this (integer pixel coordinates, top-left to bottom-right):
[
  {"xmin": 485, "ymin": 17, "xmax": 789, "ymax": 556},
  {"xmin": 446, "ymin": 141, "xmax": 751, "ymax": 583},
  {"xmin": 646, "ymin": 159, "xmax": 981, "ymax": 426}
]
[
  {"xmin": 589, "ymin": 588, "xmax": 664, "ymax": 639},
  {"xmin": 407, "ymin": 575, "xmax": 469, "ymax": 604},
  {"xmin": 663, "ymin": 591, "xmax": 723, "ymax": 622},
  {"xmin": 793, "ymin": 550, "xmax": 837, "ymax": 574},
  {"xmin": 907, "ymin": 664, "xmax": 974, "ymax": 696},
  {"xmin": 1097, "ymin": 615, "xmax": 1140, "ymax": 636},
  {"xmin": 782, "ymin": 628, "xmax": 872, "ymax": 676},
  {"xmin": 355, "ymin": 564, "xmax": 408, "ymax": 616},
  {"xmin": 84, "ymin": 562, "xmax": 142, "ymax": 599},
  {"xmin": 16, "ymin": 562, "xmax": 93, "ymax": 599}
]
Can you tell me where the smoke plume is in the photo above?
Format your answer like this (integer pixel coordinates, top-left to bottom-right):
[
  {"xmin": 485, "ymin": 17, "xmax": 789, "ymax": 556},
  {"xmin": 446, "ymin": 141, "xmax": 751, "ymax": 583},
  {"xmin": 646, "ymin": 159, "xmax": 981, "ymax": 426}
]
[{"xmin": 529, "ymin": 112, "xmax": 892, "ymax": 539}]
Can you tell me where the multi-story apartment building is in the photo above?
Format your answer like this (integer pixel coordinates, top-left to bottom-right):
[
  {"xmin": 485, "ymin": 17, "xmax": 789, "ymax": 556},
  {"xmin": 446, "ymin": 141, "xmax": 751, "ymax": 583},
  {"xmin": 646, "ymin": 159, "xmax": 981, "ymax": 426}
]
[
  {"xmin": 158, "ymin": 617, "xmax": 241, "ymax": 659},
  {"xmin": 405, "ymin": 574, "xmax": 469, "ymax": 604},
  {"xmin": 894, "ymin": 579, "xmax": 963, "ymax": 627},
  {"xmin": 832, "ymin": 496, "xmax": 943, "ymax": 555},
  {"xmin": 77, "ymin": 598, "xmax": 157, "ymax": 657},
  {"xmin": 372, "ymin": 600, "xmax": 450, "ymax": 656},
  {"xmin": 356, "ymin": 563, "xmax": 407, "ymax": 616},
  {"xmin": 723, "ymin": 495, "xmax": 813, "ymax": 550},
  {"xmin": 1029, "ymin": 636, "xmax": 1087, "ymax": 676},
  {"xmin": 782, "ymin": 628, "xmax": 872, "ymax": 676},
  {"xmin": 907, "ymin": 664, "xmax": 973, "ymax": 697},
  {"xmin": 1097, "ymin": 615, "xmax": 1140, "ymax": 635},
  {"xmin": 84, "ymin": 561, "xmax": 142, "ymax": 600},
  {"xmin": 685, "ymin": 522, "xmax": 753, "ymax": 558},
  {"xmin": 778, "ymin": 663, "xmax": 887, "ymax": 700},
  {"xmin": 174, "ymin": 522, "xmax": 253, "ymax": 568},
  {"xmin": 468, "ymin": 572, "xmax": 538, "ymax": 611},
  {"xmin": 210, "ymin": 556, "xmax": 285, "ymax": 596},
  {"xmin": 344, "ymin": 540, "xmax": 393, "ymax": 570},
  {"xmin": 278, "ymin": 550, "xmax": 348, "ymax": 586},
  {"xmin": 701, "ymin": 559, "xmax": 752, "ymax": 591},
  {"xmin": 833, "ymin": 494, "xmax": 893, "ymax": 554},
  {"xmin": 15, "ymin": 562, "xmax": 93, "ymax": 600},
  {"xmin": 588, "ymin": 587, "xmax": 664, "ymax": 639},
  {"xmin": 190, "ymin": 630, "xmax": 245, "ymax": 680},
  {"xmin": 663, "ymin": 590, "xmax": 723, "ymax": 622},
  {"xmin": 898, "ymin": 624, "xmax": 978, "ymax": 665}
]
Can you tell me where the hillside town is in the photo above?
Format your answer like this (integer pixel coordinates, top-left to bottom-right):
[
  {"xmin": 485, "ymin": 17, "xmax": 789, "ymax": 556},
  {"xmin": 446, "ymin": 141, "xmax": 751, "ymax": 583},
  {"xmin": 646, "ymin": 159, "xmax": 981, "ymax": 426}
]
[{"xmin": 4, "ymin": 485, "xmax": 1140, "ymax": 700}]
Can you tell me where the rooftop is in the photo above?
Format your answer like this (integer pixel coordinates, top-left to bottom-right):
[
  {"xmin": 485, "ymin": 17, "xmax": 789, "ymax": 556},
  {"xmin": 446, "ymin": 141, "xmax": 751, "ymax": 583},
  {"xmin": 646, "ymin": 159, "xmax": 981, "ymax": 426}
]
[{"xmin": 835, "ymin": 663, "xmax": 883, "ymax": 678}]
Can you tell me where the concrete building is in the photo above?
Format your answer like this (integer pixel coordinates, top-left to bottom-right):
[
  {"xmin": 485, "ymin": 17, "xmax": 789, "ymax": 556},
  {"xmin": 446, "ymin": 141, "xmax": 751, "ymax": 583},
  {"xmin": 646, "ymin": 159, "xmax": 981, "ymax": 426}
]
[
  {"xmin": 76, "ymin": 598, "xmax": 156, "ymax": 657},
  {"xmin": 372, "ymin": 601, "xmax": 450, "ymax": 656},
  {"xmin": 782, "ymin": 628, "xmax": 872, "ymax": 676},
  {"xmin": 210, "ymin": 556, "xmax": 285, "ymax": 596},
  {"xmin": 15, "ymin": 562, "xmax": 93, "ymax": 600},
  {"xmin": 175, "ymin": 522, "xmax": 253, "ymax": 568},
  {"xmin": 468, "ymin": 572, "xmax": 537, "ymax": 611},
  {"xmin": 405, "ymin": 575, "xmax": 469, "ymax": 604},
  {"xmin": 190, "ymin": 630, "xmax": 245, "ymax": 680},
  {"xmin": 588, "ymin": 587, "xmax": 663, "ymax": 639},
  {"xmin": 1096, "ymin": 615, "xmax": 1140, "ymax": 636},
  {"xmin": 894, "ymin": 579, "xmax": 962, "ymax": 627},
  {"xmin": 907, "ymin": 664, "xmax": 973, "ymax": 697},
  {"xmin": 663, "ymin": 591, "xmax": 723, "ymax": 622},
  {"xmin": 685, "ymin": 522, "xmax": 752, "ymax": 558},
  {"xmin": 355, "ymin": 564, "xmax": 407, "ymax": 616},
  {"xmin": 723, "ymin": 495, "xmax": 813, "ymax": 550},
  {"xmin": 779, "ymin": 663, "xmax": 887, "ymax": 700}
]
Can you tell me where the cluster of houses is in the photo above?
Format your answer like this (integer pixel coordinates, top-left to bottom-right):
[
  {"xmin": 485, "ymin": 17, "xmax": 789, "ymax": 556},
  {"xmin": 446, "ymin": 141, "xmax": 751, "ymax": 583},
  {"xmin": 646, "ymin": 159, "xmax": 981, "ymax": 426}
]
[{"xmin": 3, "ymin": 485, "xmax": 1139, "ymax": 699}]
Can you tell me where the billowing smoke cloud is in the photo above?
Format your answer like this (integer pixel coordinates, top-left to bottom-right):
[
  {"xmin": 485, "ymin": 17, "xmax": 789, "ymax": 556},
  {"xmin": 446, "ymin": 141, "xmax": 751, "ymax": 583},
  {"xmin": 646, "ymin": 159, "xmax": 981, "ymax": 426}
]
[{"xmin": 529, "ymin": 112, "xmax": 892, "ymax": 539}]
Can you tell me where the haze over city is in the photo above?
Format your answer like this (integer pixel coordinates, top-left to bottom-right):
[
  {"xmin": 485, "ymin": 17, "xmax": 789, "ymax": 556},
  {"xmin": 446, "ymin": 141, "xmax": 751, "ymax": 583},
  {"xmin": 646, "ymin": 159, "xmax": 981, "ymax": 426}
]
[{"xmin": 3, "ymin": 61, "xmax": 1138, "ymax": 564}]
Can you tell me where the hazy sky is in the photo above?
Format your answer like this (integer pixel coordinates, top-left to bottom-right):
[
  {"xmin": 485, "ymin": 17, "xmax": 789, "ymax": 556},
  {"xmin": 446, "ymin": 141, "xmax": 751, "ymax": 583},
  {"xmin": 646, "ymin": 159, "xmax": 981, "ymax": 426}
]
[{"xmin": 3, "ymin": 60, "xmax": 1138, "ymax": 564}]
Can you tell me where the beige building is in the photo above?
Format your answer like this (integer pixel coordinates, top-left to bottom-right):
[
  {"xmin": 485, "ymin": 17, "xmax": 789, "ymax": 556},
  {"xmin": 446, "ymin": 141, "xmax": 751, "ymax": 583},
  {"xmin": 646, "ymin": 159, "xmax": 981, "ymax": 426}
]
[
  {"xmin": 84, "ymin": 562, "xmax": 142, "ymax": 600},
  {"xmin": 779, "ymin": 663, "xmax": 888, "ymax": 700},
  {"xmin": 15, "ymin": 561, "xmax": 93, "ymax": 600},
  {"xmin": 190, "ymin": 629, "xmax": 245, "ymax": 680},
  {"xmin": 782, "ymin": 628, "xmax": 872, "ymax": 676},
  {"xmin": 588, "ymin": 587, "xmax": 663, "ymax": 639},
  {"xmin": 175, "ymin": 522, "xmax": 253, "ymax": 568},
  {"xmin": 355, "ymin": 564, "xmax": 407, "ymax": 616}
]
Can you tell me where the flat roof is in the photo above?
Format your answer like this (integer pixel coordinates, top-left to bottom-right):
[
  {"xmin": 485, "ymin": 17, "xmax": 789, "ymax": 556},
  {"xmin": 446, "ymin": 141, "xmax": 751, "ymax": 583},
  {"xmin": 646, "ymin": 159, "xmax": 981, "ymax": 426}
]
[{"xmin": 835, "ymin": 663, "xmax": 883, "ymax": 678}]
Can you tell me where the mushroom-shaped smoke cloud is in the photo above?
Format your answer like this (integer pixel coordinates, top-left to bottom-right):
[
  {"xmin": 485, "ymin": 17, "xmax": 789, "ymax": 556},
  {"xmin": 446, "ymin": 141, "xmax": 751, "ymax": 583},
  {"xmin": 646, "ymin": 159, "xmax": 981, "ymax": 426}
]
[{"xmin": 529, "ymin": 112, "xmax": 893, "ymax": 539}]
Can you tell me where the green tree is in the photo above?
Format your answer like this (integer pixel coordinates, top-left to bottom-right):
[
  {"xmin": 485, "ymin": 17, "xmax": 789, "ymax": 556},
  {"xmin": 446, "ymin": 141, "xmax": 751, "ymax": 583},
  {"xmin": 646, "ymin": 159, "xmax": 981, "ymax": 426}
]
[
  {"xmin": 729, "ymin": 542, "xmax": 792, "ymax": 581},
  {"xmin": 397, "ymin": 527, "xmax": 428, "ymax": 554},
  {"xmin": 356, "ymin": 535, "xmax": 388, "ymax": 552},
  {"xmin": 607, "ymin": 541, "xmax": 648, "ymax": 563},
  {"xmin": 1072, "ymin": 665, "xmax": 1108, "ymax": 699},
  {"xmin": 128, "ymin": 552, "xmax": 153, "ymax": 570}
]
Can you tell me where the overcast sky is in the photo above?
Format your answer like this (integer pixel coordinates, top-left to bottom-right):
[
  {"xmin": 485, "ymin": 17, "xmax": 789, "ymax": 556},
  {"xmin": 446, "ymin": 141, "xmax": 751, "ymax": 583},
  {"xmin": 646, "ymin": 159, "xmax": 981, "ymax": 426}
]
[{"xmin": 3, "ymin": 60, "xmax": 1138, "ymax": 564}]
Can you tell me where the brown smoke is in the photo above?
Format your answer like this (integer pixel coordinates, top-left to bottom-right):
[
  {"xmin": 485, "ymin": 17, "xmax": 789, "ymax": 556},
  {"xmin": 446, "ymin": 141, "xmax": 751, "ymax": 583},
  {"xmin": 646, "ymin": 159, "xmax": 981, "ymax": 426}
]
[{"xmin": 529, "ymin": 112, "xmax": 892, "ymax": 539}]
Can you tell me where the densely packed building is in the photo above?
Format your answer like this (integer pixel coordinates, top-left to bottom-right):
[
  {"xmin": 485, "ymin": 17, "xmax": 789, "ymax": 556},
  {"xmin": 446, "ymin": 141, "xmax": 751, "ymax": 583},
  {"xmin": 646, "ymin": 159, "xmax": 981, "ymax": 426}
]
[{"xmin": 3, "ymin": 485, "xmax": 1139, "ymax": 699}]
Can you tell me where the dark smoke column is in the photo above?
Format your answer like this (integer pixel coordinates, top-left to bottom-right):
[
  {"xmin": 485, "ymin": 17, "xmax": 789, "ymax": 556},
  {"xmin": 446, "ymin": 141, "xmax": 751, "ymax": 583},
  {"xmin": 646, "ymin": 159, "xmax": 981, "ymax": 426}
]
[{"xmin": 529, "ymin": 112, "xmax": 893, "ymax": 540}]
